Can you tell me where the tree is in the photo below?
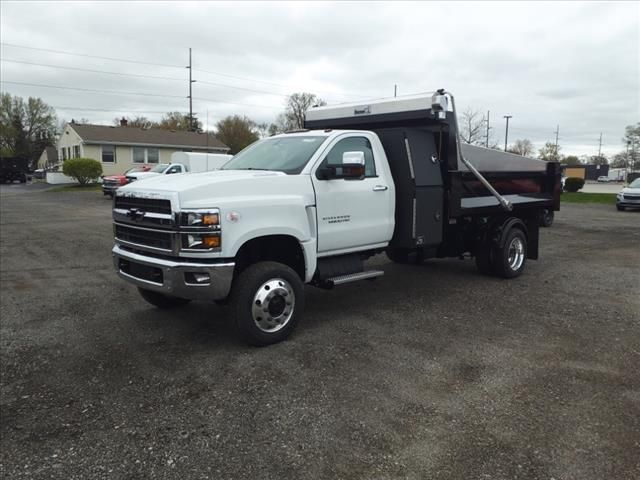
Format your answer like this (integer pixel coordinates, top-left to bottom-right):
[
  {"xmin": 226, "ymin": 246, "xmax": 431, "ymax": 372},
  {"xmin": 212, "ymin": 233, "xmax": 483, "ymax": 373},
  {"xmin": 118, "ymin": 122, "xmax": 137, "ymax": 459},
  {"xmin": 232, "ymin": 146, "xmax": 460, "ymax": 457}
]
[
  {"xmin": 610, "ymin": 152, "xmax": 627, "ymax": 168},
  {"xmin": 622, "ymin": 123, "xmax": 640, "ymax": 171},
  {"xmin": 0, "ymin": 93, "xmax": 57, "ymax": 168},
  {"xmin": 459, "ymin": 108, "xmax": 487, "ymax": 145},
  {"xmin": 561, "ymin": 155, "xmax": 582, "ymax": 166},
  {"xmin": 507, "ymin": 139, "xmax": 534, "ymax": 157},
  {"xmin": 538, "ymin": 141, "xmax": 561, "ymax": 162},
  {"xmin": 282, "ymin": 93, "xmax": 326, "ymax": 130},
  {"xmin": 588, "ymin": 154, "xmax": 608, "ymax": 165},
  {"xmin": 255, "ymin": 122, "xmax": 272, "ymax": 139},
  {"xmin": 62, "ymin": 158, "xmax": 102, "ymax": 185},
  {"xmin": 112, "ymin": 116, "xmax": 152, "ymax": 128},
  {"xmin": 157, "ymin": 111, "xmax": 202, "ymax": 131},
  {"xmin": 215, "ymin": 115, "xmax": 260, "ymax": 154}
]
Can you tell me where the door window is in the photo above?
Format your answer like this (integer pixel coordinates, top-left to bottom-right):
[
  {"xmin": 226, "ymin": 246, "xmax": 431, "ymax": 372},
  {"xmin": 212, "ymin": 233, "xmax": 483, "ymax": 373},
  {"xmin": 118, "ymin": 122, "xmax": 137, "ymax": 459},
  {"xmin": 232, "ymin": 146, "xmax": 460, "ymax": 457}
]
[{"xmin": 319, "ymin": 136, "xmax": 376, "ymax": 178}]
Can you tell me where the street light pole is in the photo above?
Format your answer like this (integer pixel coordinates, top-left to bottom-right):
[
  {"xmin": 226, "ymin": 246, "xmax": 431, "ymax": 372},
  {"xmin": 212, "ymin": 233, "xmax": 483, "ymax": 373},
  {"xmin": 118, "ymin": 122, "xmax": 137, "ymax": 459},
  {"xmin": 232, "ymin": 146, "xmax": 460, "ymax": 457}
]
[{"xmin": 503, "ymin": 115, "xmax": 512, "ymax": 151}]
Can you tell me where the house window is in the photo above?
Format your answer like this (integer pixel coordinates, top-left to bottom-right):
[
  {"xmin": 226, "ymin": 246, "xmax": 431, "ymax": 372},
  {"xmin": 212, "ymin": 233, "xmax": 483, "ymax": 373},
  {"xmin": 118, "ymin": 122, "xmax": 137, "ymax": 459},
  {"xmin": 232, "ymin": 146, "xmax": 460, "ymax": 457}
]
[
  {"xmin": 133, "ymin": 147, "xmax": 145, "ymax": 163},
  {"xmin": 147, "ymin": 148, "xmax": 159, "ymax": 164},
  {"xmin": 101, "ymin": 145, "xmax": 116, "ymax": 163},
  {"xmin": 73, "ymin": 145, "xmax": 81, "ymax": 158},
  {"xmin": 62, "ymin": 148, "xmax": 67, "ymax": 161},
  {"xmin": 133, "ymin": 147, "xmax": 159, "ymax": 164}
]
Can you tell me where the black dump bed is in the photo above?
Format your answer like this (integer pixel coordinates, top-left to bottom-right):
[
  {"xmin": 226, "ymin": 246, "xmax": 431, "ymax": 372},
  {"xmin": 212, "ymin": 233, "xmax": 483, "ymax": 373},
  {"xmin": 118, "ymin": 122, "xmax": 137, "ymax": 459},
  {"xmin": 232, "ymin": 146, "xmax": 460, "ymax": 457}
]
[{"xmin": 305, "ymin": 94, "xmax": 561, "ymax": 249}]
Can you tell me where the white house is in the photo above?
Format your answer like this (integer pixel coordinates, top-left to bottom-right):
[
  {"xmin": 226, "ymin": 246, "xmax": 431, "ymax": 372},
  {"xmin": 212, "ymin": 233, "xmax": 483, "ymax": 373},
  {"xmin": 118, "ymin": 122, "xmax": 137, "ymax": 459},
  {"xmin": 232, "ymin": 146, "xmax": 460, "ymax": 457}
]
[{"xmin": 55, "ymin": 120, "xmax": 230, "ymax": 176}]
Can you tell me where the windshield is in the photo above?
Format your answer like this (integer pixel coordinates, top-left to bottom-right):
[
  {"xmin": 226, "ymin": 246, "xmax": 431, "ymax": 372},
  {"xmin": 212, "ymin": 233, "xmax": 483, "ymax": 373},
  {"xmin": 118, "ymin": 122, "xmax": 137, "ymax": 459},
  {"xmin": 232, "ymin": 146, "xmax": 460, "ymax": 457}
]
[
  {"xmin": 629, "ymin": 178, "xmax": 640, "ymax": 188},
  {"xmin": 222, "ymin": 136, "xmax": 326, "ymax": 174},
  {"xmin": 150, "ymin": 164, "xmax": 169, "ymax": 173}
]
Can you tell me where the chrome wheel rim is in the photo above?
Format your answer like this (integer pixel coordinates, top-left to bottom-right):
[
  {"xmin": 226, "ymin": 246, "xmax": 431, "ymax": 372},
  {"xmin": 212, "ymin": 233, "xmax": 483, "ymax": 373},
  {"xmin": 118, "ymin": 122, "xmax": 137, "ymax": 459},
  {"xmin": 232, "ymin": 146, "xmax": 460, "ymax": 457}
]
[
  {"xmin": 251, "ymin": 278, "xmax": 295, "ymax": 333},
  {"xmin": 507, "ymin": 236, "xmax": 525, "ymax": 271}
]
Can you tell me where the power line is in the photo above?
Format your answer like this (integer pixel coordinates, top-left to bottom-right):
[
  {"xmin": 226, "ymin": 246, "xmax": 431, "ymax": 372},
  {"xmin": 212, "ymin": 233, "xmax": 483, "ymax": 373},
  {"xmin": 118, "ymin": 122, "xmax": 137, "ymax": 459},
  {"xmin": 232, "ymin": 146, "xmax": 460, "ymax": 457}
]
[
  {"xmin": 1, "ymin": 58, "xmax": 185, "ymax": 82},
  {"xmin": 194, "ymin": 96, "xmax": 279, "ymax": 110},
  {"xmin": 51, "ymin": 106, "xmax": 195, "ymax": 114},
  {"xmin": 194, "ymin": 67, "xmax": 366, "ymax": 99},
  {"xmin": 2, "ymin": 42, "xmax": 365, "ymax": 99},
  {"xmin": 1, "ymin": 80, "xmax": 186, "ymax": 99},
  {"xmin": 1, "ymin": 58, "xmax": 289, "ymax": 99},
  {"xmin": 0, "ymin": 42, "xmax": 184, "ymax": 69},
  {"xmin": 1, "ymin": 80, "xmax": 280, "ymax": 109}
]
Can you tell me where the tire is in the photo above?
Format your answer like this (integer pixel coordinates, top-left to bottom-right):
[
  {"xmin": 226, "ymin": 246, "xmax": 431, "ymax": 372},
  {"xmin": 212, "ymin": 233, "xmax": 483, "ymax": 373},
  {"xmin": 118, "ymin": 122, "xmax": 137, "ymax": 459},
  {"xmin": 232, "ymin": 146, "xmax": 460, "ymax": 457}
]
[
  {"xmin": 138, "ymin": 288, "xmax": 191, "ymax": 309},
  {"xmin": 540, "ymin": 209, "xmax": 554, "ymax": 227},
  {"xmin": 616, "ymin": 205, "xmax": 625, "ymax": 211},
  {"xmin": 491, "ymin": 228, "xmax": 527, "ymax": 279},
  {"xmin": 231, "ymin": 261, "xmax": 304, "ymax": 346}
]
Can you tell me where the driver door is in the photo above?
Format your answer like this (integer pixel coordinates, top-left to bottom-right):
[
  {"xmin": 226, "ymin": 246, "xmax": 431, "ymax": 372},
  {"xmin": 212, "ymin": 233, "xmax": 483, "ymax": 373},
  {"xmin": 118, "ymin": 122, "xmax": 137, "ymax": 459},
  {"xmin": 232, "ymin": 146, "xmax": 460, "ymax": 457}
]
[{"xmin": 312, "ymin": 134, "xmax": 393, "ymax": 254}]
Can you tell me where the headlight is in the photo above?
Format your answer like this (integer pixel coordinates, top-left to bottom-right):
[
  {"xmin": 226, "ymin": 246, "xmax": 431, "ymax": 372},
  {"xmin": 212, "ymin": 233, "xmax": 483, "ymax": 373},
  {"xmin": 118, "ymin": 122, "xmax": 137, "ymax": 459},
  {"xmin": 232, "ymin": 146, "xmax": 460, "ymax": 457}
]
[
  {"xmin": 183, "ymin": 233, "xmax": 221, "ymax": 250},
  {"xmin": 179, "ymin": 209, "xmax": 221, "ymax": 251},
  {"xmin": 181, "ymin": 210, "xmax": 220, "ymax": 226}
]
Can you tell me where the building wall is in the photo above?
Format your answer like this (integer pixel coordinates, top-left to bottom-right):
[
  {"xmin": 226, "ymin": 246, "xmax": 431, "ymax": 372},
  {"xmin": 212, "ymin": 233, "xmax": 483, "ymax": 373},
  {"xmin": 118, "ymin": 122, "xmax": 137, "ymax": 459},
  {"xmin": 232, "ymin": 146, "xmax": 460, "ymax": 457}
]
[
  {"xmin": 81, "ymin": 144, "xmax": 216, "ymax": 176},
  {"xmin": 58, "ymin": 124, "xmax": 84, "ymax": 161},
  {"xmin": 565, "ymin": 167, "xmax": 585, "ymax": 179}
]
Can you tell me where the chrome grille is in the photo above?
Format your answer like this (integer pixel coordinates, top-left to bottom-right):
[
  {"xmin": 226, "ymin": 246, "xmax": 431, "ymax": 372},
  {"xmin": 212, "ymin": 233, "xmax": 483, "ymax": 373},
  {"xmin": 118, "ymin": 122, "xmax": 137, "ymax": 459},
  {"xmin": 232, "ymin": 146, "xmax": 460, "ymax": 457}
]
[
  {"xmin": 114, "ymin": 196, "xmax": 172, "ymax": 214},
  {"xmin": 623, "ymin": 194, "xmax": 640, "ymax": 201},
  {"xmin": 114, "ymin": 224, "xmax": 173, "ymax": 251}
]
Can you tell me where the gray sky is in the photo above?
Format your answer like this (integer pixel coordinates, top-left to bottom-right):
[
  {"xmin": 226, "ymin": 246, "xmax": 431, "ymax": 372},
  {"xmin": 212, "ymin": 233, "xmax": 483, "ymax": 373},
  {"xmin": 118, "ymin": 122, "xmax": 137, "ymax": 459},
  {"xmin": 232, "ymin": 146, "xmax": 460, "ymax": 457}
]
[{"xmin": 1, "ymin": 1, "xmax": 638, "ymax": 157}]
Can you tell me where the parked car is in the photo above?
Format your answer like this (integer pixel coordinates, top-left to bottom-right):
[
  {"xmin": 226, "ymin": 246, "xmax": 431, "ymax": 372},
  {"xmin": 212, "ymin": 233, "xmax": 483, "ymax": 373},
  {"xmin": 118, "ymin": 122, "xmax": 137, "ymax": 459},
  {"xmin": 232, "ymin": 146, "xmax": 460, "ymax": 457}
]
[
  {"xmin": 102, "ymin": 165, "xmax": 152, "ymax": 197},
  {"xmin": 597, "ymin": 176, "xmax": 612, "ymax": 183},
  {"xmin": 616, "ymin": 178, "xmax": 640, "ymax": 211}
]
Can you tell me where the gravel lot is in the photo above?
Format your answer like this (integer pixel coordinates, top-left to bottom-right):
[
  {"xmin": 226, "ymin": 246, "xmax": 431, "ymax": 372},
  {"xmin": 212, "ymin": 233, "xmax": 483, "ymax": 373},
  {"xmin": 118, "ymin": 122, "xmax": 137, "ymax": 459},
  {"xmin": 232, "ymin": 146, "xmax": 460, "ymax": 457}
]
[{"xmin": 1, "ymin": 190, "xmax": 638, "ymax": 480}]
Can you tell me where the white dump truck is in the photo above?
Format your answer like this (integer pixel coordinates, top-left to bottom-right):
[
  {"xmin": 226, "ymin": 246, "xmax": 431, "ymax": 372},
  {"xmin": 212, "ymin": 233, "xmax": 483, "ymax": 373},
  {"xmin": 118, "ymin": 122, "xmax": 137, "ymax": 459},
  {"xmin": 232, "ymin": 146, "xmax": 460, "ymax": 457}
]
[{"xmin": 112, "ymin": 90, "xmax": 560, "ymax": 345}]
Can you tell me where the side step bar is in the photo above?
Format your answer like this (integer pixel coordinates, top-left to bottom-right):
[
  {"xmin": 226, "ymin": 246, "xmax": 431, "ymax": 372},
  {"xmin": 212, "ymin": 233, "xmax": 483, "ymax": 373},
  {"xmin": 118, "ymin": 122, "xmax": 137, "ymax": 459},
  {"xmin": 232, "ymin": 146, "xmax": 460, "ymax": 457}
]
[{"xmin": 326, "ymin": 270, "xmax": 384, "ymax": 287}]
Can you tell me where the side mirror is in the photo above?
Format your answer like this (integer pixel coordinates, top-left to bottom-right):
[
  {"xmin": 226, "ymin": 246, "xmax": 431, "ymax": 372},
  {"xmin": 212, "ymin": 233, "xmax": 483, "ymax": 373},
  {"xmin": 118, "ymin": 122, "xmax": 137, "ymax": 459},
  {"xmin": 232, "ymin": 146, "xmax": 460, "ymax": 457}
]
[{"xmin": 319, "ymin": 151, "xmax": 366, "ymax": 180}]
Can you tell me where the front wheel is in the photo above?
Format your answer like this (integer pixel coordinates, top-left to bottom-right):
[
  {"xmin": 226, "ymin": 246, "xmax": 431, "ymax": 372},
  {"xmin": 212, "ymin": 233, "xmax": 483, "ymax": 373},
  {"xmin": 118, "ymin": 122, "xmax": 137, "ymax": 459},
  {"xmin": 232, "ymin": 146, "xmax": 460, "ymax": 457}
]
[
  {"xmin": 492, "ymin": 229, "xmax": 527, "ymax": 279},
  {"xmin": 231, "ymin": 261, "xmax": 304, "ymax": 346},
  {"xmin": 137, "ymin": 288, "xmax": 191, "ymax": 309},
  {"xmin": 616, "ymin": 205, "xmax": 625, "ymax": 211}
]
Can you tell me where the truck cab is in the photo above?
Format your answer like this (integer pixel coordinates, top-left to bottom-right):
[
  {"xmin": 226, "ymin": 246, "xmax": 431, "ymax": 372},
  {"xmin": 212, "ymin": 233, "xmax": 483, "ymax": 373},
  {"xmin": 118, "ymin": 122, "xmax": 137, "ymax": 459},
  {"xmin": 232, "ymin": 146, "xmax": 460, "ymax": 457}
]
[{"xmin": 112, "ymin": 91, "xmax": 560, "ymax": 346}]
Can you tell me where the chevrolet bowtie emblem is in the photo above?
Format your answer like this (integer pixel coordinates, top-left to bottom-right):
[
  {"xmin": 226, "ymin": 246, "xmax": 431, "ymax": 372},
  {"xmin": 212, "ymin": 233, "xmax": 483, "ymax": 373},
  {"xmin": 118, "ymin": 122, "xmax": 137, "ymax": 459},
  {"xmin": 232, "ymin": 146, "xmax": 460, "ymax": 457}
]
[{"xmin": 126, "ymin": 208, "xmax": 145, "ymax": 221}]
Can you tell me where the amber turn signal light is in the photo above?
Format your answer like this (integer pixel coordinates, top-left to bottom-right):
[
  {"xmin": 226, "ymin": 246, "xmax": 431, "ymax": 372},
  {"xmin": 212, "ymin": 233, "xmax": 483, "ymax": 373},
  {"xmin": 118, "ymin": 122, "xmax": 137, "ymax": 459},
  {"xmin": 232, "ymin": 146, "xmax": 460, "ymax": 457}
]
[
  {"xmin": 202, "ymin": 213, "xmax": 219, "ymax": 225},
  {"xmin": 202, "ymin": 235, "xmax": 220, "ymax": 248}
]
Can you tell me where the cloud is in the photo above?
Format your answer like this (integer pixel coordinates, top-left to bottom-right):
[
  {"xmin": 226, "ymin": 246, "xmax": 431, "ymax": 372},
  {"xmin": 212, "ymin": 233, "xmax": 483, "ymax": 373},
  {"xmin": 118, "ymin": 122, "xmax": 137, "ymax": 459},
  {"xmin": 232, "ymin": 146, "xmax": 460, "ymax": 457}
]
[{"xmin": 1, "ymin": 0, "xmax": 637, "ymax": 156}]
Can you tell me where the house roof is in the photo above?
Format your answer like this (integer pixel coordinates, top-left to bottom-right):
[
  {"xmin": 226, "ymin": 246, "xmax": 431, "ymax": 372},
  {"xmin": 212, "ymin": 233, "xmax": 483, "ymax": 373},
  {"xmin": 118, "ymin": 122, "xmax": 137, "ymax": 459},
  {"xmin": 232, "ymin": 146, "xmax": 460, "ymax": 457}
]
[{"xmin": 68, "ymin": 123, "xmax": 229, "ymax": 151}]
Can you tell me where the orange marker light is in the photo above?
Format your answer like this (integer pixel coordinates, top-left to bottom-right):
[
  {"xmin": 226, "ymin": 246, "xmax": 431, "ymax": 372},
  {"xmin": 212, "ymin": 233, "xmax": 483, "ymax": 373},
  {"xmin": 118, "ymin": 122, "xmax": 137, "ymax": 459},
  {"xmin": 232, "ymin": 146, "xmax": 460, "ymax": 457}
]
[
  {"xmin": 202, "ymin": 235, "xmax": 220, "ymax": 248},
  {"xmin": 203, "ymin": 213, "xmax": 219, "ymax": 225}
]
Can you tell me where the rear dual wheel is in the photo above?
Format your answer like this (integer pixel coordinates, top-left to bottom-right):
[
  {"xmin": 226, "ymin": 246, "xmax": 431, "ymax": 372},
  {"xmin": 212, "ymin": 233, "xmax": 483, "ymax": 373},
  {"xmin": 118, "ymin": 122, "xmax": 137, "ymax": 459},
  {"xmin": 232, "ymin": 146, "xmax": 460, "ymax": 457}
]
[{"xmin": 476, "ymin": 228, "xmax": 527, "ymax": 279}]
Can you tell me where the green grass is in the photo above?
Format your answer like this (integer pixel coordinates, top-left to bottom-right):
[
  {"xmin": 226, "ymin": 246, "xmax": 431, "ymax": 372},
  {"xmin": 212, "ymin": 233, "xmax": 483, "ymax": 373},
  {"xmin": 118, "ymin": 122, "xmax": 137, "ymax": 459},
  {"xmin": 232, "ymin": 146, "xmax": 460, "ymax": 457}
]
[
  {"xmin": 561, "ymin": 192, "xmax": 617, "ymax": 204},
  {"xmin": 49, "ymin": 184, "xmax": 102, "ymax": 193}
]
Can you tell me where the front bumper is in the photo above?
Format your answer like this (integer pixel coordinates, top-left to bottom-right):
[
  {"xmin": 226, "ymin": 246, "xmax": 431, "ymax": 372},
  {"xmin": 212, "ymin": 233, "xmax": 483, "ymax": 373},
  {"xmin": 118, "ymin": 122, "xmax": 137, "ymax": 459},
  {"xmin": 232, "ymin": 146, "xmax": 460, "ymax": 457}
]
[
  {"xmin": 616, "ymin": 197, "xmax": 640, "ymax": 208},
  {"xmin": 112, "ymin": 244, "xmax": 235, "ymax": 301}
]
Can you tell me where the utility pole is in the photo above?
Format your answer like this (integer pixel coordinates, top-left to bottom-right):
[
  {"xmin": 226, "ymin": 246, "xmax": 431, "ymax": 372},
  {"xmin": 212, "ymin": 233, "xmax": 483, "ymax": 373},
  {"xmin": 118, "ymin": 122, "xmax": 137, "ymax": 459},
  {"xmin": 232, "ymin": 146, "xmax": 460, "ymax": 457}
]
[
  {"xmin": 597, "ymin": 132, "xmax": 602, "ymax": 158},
  {"xmin": 503, "ymin": 115, "xmax": 512, "ymax": 151},
  {"xmin": 486, "ymin": 110, "xmax": 491, "ymax": 148},
  {"xmin": 394, "ymin": 84, "xmax": 397, "ymax": 98},
  {"xmin": 554, "ymin": 124, "xmax": 560, "ymax": 161},
  {"xmin": 187, "ymin": 47, "xmax": 196, "ymax": 131}
]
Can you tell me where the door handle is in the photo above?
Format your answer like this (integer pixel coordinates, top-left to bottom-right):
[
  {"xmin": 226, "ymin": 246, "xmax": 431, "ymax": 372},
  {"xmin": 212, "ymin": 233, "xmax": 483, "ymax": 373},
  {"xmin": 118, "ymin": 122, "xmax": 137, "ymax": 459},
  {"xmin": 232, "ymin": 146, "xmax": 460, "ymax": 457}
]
[{"xmin": 373, "ymin": 185, "xmax": 388, "ymax": 191}]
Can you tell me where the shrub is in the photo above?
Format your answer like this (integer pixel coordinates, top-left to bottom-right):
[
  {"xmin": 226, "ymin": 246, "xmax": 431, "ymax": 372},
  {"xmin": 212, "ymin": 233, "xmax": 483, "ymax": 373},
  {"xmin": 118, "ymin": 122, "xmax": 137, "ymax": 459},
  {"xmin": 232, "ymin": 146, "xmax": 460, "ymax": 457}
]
[
  {"xmin": 62, "ymin": 158, "xmax": 102, "ymax": 185},
  {"xmin": 564, "ymin": 177, "xmax": 585, "ymax": 192}
]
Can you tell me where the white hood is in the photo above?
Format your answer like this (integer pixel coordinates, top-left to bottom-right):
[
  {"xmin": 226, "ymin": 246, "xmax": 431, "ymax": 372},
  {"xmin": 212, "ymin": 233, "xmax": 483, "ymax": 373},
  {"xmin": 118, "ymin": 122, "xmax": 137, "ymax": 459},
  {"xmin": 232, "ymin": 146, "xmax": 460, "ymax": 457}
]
[{"xmin": 117, "ymin": 169, "xmax": 316, "ymax": 210}]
